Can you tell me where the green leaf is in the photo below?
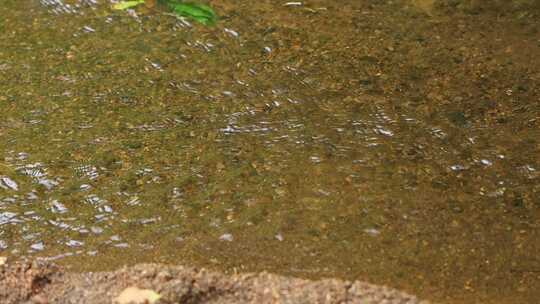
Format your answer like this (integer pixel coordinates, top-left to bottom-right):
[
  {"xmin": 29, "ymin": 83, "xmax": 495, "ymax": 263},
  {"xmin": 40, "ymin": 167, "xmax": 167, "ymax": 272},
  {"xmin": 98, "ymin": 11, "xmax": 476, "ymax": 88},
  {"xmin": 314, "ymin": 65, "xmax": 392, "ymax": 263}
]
[
  {"xmin": 112, "ymin": 0, "xmax": 145, "ymax": 10},
  {"xmin": 160, "ymin": 1, "xmax": 217, "ymax": 25}
]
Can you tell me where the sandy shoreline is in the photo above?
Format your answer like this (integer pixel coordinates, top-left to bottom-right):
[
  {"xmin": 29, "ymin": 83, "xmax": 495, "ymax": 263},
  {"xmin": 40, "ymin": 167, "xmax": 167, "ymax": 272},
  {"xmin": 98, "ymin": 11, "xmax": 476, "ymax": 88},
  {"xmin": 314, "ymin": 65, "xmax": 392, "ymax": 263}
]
[{"xmin": 0, "ymin": 260, "xmax": 428, "ymax": 304}]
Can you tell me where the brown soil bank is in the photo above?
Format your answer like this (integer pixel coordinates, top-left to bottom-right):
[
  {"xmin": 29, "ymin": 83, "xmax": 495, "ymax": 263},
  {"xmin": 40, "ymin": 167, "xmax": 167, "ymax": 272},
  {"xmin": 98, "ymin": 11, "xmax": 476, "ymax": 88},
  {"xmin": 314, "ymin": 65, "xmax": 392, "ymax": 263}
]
[{"xmin": 0, "ymin": 261, "xmax": 428, "ymax": 304}]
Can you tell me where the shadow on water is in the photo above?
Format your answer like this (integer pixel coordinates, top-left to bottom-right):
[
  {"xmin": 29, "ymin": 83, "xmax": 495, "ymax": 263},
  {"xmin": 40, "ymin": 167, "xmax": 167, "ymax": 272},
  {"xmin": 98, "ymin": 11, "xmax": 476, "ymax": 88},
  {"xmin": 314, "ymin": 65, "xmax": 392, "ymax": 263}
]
[{"xmin": 0, "ymin": 0, "xmax": 539, "ymax": 303}]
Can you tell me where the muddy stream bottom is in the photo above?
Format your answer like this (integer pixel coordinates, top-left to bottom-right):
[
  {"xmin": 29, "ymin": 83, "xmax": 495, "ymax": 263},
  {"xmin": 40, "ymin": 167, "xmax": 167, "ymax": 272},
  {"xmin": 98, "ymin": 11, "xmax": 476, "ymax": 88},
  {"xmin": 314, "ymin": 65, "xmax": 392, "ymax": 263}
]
[{"xmin": 1, "ymin": 1, "xmax": 539, "ymax": 303}]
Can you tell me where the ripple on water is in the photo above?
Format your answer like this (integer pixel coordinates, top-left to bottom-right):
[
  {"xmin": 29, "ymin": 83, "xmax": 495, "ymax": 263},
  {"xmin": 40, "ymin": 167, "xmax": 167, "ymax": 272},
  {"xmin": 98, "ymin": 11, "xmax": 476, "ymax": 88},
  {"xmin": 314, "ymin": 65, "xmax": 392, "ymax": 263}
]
[{"xmin": 39, "ymin": 0, "xmax": 98, "ymax": 15}]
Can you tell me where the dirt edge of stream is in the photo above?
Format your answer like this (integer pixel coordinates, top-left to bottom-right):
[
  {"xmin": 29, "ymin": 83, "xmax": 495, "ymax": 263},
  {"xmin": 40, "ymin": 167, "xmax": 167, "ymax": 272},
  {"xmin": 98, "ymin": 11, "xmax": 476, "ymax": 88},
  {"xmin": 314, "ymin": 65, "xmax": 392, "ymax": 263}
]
[{"xmin": 0, "ymin": 260, "xmax": 429, "ymax": 304}]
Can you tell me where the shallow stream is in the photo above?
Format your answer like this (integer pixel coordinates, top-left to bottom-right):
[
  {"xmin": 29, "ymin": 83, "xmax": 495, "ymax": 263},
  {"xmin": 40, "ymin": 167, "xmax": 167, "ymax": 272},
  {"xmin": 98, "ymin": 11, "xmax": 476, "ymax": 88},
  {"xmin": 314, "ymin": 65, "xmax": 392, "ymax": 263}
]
[{"xmin": 1, "ymin": 1, "xmax": 539, "ymax": 303}]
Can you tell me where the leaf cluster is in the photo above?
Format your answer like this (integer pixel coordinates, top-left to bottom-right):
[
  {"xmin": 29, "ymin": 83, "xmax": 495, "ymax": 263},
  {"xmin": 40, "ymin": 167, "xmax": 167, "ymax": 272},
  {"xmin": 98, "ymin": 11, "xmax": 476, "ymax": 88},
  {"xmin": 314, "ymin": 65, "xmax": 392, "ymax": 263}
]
[{"xmin": 112, "ymin": 0, "xmax": 217, "ymax": 25}]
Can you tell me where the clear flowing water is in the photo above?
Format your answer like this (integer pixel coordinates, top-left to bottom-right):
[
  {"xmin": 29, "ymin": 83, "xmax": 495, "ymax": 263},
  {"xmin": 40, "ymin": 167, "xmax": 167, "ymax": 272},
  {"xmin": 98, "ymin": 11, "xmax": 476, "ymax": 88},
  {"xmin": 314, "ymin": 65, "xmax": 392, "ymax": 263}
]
[{"xmin": 1, "ymin": 1, "xmax": 539, "ymax": 303}]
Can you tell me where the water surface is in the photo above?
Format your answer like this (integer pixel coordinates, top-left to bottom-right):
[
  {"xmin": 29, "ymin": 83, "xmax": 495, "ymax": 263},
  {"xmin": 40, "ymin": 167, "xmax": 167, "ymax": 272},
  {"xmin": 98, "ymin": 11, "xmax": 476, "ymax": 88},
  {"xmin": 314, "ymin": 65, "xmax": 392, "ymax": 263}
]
[{"xmin": 1, "ymin": 1, "xmax": 539, "ymax": 303}]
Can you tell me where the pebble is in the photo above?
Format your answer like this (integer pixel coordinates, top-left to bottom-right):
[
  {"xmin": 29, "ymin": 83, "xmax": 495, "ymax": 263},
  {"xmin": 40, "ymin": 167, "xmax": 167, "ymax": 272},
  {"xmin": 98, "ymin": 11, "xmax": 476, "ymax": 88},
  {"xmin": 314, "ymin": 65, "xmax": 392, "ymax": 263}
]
[{"xmin": 219, "ymin": 233, "xmax": 233, "ymax": 242}]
